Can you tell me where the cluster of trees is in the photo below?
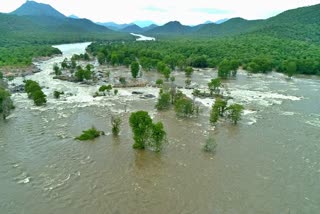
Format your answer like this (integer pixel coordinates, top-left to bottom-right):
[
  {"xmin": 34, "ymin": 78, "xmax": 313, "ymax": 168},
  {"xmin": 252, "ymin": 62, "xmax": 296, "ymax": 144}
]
[
  {"xmin": 0, "ymin": 87, "xmax": 14, "ymax": 119},
  {"xmin": 0, "ymin": 45, "xmax": 61, "ymax": 67},
  {"xmin": 129, "ymin": 111, "xmax": 167, "ymax": 152},
  {"xmin": 210, "ymin": 98, "xmax": 244, "ymax": 125},
  {"xmin": 24, "ymin": 80, "xmax": 47, "ymax": 106},
  {"xmin": 156, "ymin": 88, "xmax": 199, "ymax": 117},
  {"xmin": 88, "ymin": 35, "xmax": 320, "ymax": 76}
]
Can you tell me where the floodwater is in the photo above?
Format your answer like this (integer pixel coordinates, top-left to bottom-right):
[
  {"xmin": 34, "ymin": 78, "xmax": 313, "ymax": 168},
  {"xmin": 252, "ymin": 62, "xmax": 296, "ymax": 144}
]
[{"xmin": 0, "ymin": 43, "xmax": 319, "ymax": 214}]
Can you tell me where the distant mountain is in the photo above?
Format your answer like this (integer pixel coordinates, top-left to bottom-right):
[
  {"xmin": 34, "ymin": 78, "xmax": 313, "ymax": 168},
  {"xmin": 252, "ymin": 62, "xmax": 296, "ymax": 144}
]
[
  {"xmin": 11, "ymin": 1, "xmax": 66, "ymax": 19},
  {"xmin": 215, "ymin": 18, "xmax": 229, "ymax": 24},
  {"xmin": 120, "ymin": 24, "xmax": 143, "ymax": 33},
  {"xmin": 147, "ymin": 21, "xmax": 192, "ymax": 34},
  {"xmin": 197, "ymin": 17, "xmax": 263, "ymax": 36},
  {"xmin": 142, "ymin": 24, "xmax": 158, "ymax": 32},
  {"xmin": 97, "ymin": 22, "xmax": 132, "ymax": 31},
  {"xmin": 133, "ymin": 20, "xmax": 156, "ymax": 28},
  {"xmin": 0, "ymin": 1, "xmax": 133, "ymax": 46},
  {"xmin": 203, "ymin": 20, "xmax": 213, "ymax": 24},
  {"xmin": 69, "ymin": 14, "xmax": 80, "ymax": 19}
]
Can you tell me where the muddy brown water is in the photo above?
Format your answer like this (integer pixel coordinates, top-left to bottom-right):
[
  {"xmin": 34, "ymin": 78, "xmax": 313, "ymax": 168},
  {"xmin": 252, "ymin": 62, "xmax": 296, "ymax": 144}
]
[{"xmin": 0, "ymin": 43, "xmax": 319, "ymax": 214}]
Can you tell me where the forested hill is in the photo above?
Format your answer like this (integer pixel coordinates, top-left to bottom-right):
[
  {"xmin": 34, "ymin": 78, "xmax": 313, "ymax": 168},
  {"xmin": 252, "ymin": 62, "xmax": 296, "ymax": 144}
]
[
  {"xmin": 146, "ymin": 3, "xmax": 320, "ymax": 43},
  {"xmin": 11, "ymin": 1, "xmax": 66, "ymax": 19},
  {"xmin": 0, "ymin": 1, "xmax": 131, "ymax": 68},
  {"xmin": 0, "ymin": 1, "xmax": 132, "ymax": 46}
]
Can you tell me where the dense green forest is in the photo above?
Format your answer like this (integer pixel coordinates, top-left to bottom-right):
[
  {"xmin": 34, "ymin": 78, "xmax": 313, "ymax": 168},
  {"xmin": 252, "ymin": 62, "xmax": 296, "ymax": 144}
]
[{"xmin": 87, "ymin": 35, "xmax": 320, "ymax": 75}]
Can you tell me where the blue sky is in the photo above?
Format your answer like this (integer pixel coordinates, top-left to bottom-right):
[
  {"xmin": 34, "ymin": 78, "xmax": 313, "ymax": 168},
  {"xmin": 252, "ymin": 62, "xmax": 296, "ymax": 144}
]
[{"xmin": 1, "ymin": 0, "xmax": 319, "ymax": 25}]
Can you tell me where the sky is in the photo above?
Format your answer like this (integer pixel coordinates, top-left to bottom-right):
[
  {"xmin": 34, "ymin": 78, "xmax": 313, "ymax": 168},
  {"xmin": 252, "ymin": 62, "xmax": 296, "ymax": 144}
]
[{"xmin": 0, "ymin": 0, "xmax": 319, "ymax": 25}]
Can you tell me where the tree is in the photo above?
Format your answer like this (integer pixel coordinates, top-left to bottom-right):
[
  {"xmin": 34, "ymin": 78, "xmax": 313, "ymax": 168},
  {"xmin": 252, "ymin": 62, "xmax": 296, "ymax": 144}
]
[
  {"xmin": 210, "ymin": 98, "xmax": 227, "ymax": 125},
  {"xmin": 0, "ymin": 71, "xmax": 3, "ymax": 80},
  {"xmin": 0, "ymin": 88, "xmax": 14, "ymax": 120},
  {"xmin": 185, "ymin": 66, "xmax": 193, "ymax": 77},
  {"xmin": 174, "ymin": 97, "xmax": 194, "ymax": 117},
  {"xmin": 129, "ymin": 111, "xmax": 166, "ymax": 151},
  {"xmin": 218, "ymin": 60, "xmax": 231, "ymax": 79},
  {"xmin": 286, "ymin": 61, "xmax": 297, "ymax": 78},
  {"xmin": 33, "ymin": 90, "xmax": 47, "ymax": 106},
  {"xmin": 129, "ymin": 111, "xmax": 153, "ymax": 149},
  {"xmin": 208, "ymin": 78, "xmax": 221, "ymax": 95},
  {"xmin": 97, "ymin": 52, "xmax": 106, "ymax": 65},
  {"xmin": 131, "ymin": 61, "xmax": 139, "ymax": 78},
  {"xmin": 226, "ymin": 104, "xmax": 244, "ymax": 124},
  {"xmin": 150, "ymin": 122, "xmax": 166, "ymax": 152},
  {"xmin": 163, "ymin": 66, "xmax": 171, "ymax": 81},
  {"xmin": 53, "ymin": 63, "xmax": 61, "ymax": 75},
  {"xmin": 111, "ymin": 115, "xmax": 122, "ymax": 137},
  {"xmin": 185, "ymin": 78, "xmax": 191, "ymax": 87},
  {"xmin": 157, "ymin": 61, "xmax": 166, "ymax": 73},
  {"xmin": 99, "ymin": 85, "xmax": 112, "ymax": 95},
  {"xmin": 155, "ymin": 79, "xmax": 163, "ymax": 86},
  {"xmin": 156, "ymin": 92, "xmax": 171, "ymax": 110}
]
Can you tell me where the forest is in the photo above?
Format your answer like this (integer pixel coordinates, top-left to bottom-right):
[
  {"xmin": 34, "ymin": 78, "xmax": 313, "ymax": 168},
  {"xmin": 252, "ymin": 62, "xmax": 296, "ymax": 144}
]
[{"xmin": 87, "ymin": 35, "xmax": 320, "ymax": 76}]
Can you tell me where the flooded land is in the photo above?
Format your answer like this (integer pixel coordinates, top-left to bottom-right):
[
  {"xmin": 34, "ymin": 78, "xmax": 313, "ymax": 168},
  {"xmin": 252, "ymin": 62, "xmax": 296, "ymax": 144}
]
[{"xmin": 0, "ymin": 43, "xmax": 319, "ymax": 214}]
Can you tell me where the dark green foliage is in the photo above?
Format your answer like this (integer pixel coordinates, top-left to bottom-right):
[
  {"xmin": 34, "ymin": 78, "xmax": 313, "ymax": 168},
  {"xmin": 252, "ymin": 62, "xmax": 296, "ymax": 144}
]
[
  {"xmin": 155, "ymin": 79, "xmax": 164, "ymax": 86},
  {"xmin": 156, "ymin": 92, "xmax": 171, "ymax": 110},
  {"xmin": 88, "ymin": 33, "xmax": 320, "ymax": 76},
  {"xmin": 24, "ymin": 80, "xmax": 46, "ymax": 106},
  {"xmin": 129, "ymin": 111, "xmax": 166, "ymax": 151},
  {"xmin": 208, "ymin": 78, "xmax": 221, "ymax": 95},
  {"xmin": 74, "ymin": 65, "xmax": 92, "ymax": 81},
  {"xmin": 114, "ymin": 89, "xmax": 118, "ymax": 95},
  {"xmin": 131, "ymin": 61, "xmax": 140, "ymax": 78},
  {"xmin": 119, "ymin": 77, "xmax": 126, "ymax": 85},
  {"xmin": 174, "ymin": 97, "xmax": 194, "ymax": 117},
  {"xmin": 99, "ymin": 85, "xmax": 112, "ymax": 92},
  {"xmin": 53, "ymin": 90, "xmax": 64, "ymax": 99},
  {"xmin": 0, "ymin": 72, "xmax": 3, "ymax": 80},
  {"xmin": 75, "ymin": 127, "xmax": 102, "ymax": 141},
  {"xmin": 285, "ymin": 61, "xmax": 297, "ymax": 77},
  {"xmin": 184, "ymin": 66, "xmax": 193, "ymax": 77},
  {"xmin": 227, "ymin": 104, "xmax": 244, "ymax": 124},
  {"xmin": 203, "ymin": 137, "xmax": 217, "ymax": 153},
  {"xmin": 150, "ymin": 122, "xmax": 166, "ymax": 152},
  {"xmin": 185, "ymin": 78, "xmax": 191, "ymax": 87},
  {"xmin": 111, "ymin": 115, "xmax": 122, "ymax": 137},
  {"xmin": 33, "ymin": 90, "xmax": 47, "ymax": 106},
  {"xmin": 129, "ymin": 111, "xmax": 153, "ymax": 149},
  {"xmin": 0, "ymin": 87, "xmax": 14, "ymax": 119},
  {"xmin": 53, "ymin": 63, "xmax": 61, "ymax": 75},
  {"xmin": 210, "ymin": 98, "xmax": 227, "ymax": 125}
]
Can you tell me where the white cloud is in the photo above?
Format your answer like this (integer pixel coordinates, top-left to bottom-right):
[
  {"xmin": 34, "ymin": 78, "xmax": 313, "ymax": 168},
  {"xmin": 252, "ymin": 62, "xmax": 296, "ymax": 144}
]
[{"xmin": 0, "ymin": 0, "xmax": 319, "ymax": 25}]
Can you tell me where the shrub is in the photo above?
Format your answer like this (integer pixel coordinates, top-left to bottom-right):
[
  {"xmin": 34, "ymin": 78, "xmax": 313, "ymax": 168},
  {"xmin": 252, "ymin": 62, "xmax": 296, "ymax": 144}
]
[
  {"xmin": 75, "ymin": 127, "xmax": 102, "ymax": 141},
  {"xmin": 203, "ymin": 137, "xmax": 217, "ymax": 153}
]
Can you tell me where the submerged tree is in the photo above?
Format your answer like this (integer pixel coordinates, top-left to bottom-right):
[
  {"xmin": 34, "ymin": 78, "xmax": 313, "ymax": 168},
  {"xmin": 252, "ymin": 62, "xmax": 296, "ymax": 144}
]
[
  {"xmin": 131, "ymin": 61, "xmax": 139, "ymax": 78},
  {"xmin": 111, "ymin": 115, "xmax": 122, "ymax": 137},
  {"xmin": 226, "ymin": 104, "xmax": 244, "ymax": 124},
  {"xmin": 0, "ymin": 88, "xmax": 14, "ymax": 120},
  {"xmin": 203, "ymin": 137, "xmax": 217, "ymax": 153},
  {"xmin": 129, "ymin": 111, "xmax": 153, "ymax": 149},
  {"xmin": 75, "ymin": 126, "xmax": 103, "ymax": 141},
  {"xmin": 156, "ymin": 91, "xmax": 171, "ymax": 110},
  {"xmin": 208, "ymin": 78, "xmax": 221, "ymax": 95},
  {"xmin": 129, "ymin": 111, "xmax": 167, "ymax": 151}
]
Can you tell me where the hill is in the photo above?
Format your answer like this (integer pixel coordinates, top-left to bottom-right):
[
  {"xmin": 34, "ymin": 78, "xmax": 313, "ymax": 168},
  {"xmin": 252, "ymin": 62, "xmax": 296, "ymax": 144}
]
[
  {"xmin": 11, "ymin": 1, "xmax": 66, "ymax": 19},
  {"xmin": 120, "ymin": 24, "xmax": 144, "ymax": 33},
  {"xmin": 147, "ymin": 21, "xmax": 192, "ymax": 34}
]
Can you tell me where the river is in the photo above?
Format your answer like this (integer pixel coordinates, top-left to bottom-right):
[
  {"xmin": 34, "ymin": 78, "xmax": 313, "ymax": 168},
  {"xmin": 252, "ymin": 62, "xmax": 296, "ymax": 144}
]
[{"xmin": 0, "ymin": 43, "xmax": 319, "ymax": 214}]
